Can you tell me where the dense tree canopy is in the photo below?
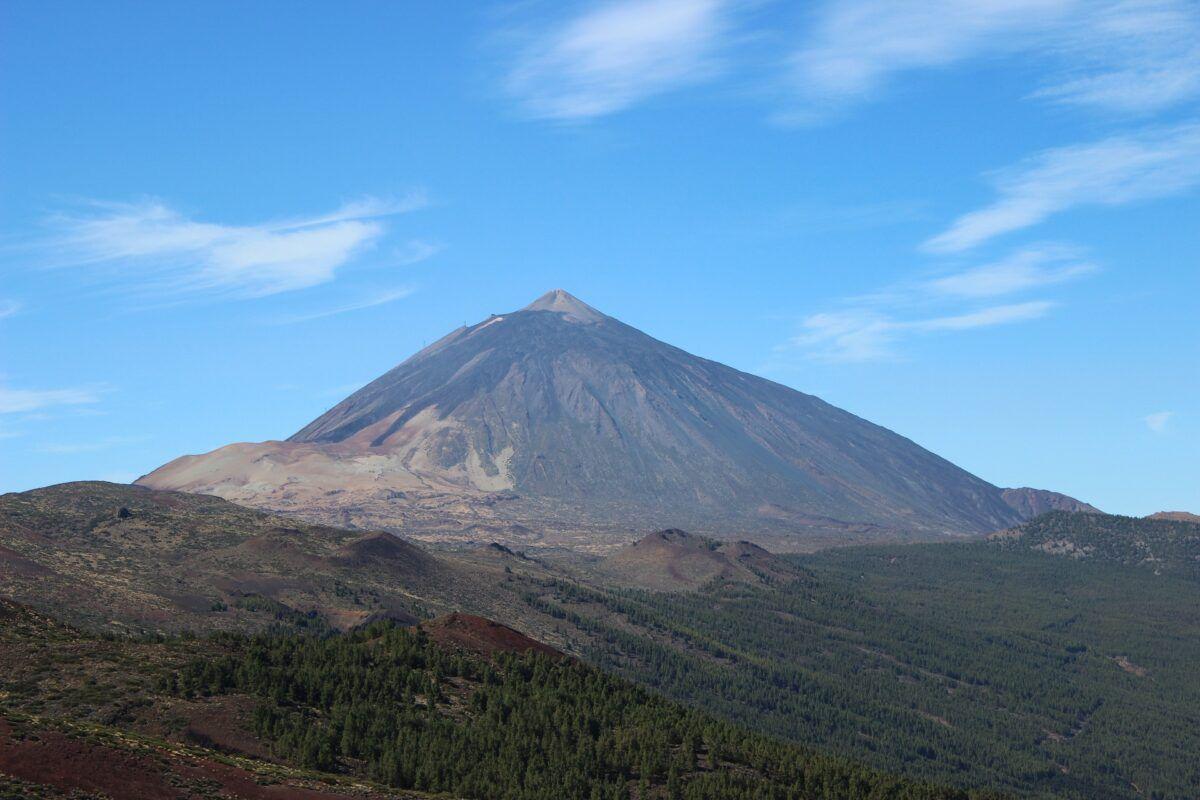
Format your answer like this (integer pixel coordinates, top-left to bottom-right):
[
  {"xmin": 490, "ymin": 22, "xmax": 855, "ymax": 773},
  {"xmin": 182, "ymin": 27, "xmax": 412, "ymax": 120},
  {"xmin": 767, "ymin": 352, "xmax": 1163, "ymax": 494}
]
[{"xmin": 167, "ymin": 622, "xmax": 995, "ymax": 800}]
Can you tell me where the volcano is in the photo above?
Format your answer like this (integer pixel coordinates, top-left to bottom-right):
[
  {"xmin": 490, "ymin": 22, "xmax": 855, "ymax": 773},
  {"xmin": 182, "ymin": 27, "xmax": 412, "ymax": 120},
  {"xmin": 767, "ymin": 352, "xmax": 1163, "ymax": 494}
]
[{"xmin": 140, "ymin": 289, "xmax": 1063, "ymax": 548}]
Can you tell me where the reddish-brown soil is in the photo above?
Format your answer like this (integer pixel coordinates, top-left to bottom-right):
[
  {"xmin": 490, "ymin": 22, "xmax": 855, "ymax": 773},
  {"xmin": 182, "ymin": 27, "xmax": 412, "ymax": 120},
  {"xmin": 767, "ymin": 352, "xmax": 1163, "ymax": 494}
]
[
  {"xmin": 170, "ymin": 695, "xmax": 274, "ymax": 760},
  {"xmin": 417, "ymin": 613, "xmax": 564, "ymax": 659},
  {"xmin": 0, "ymin": 545, "xmax": 52, "ymax": 577},
  {"xmin": 0, "ymin": 718, "xmax": 178, "ymax": 800},
  {"xmin": 0, "ymin": 717, "xmax": 425, "ymax": 800}
]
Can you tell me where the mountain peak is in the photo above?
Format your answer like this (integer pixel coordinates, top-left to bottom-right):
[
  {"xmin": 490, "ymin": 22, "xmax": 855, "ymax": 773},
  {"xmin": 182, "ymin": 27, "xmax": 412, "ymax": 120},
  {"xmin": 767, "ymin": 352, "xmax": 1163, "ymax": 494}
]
[
  {"xmin": 522, "ymin": 289, "xmax": 606, "ymax": 323},
  {"xmin": 142, "ymin": 287, "xmax": 1028, "ymax": 544}
]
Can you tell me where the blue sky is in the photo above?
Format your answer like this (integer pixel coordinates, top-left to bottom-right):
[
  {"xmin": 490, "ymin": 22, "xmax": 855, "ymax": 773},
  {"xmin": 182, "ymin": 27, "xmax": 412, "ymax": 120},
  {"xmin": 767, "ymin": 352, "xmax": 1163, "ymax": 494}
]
[{"xmin": 1, "ymin": 0, "xmax": 1197, "ymax": 515}]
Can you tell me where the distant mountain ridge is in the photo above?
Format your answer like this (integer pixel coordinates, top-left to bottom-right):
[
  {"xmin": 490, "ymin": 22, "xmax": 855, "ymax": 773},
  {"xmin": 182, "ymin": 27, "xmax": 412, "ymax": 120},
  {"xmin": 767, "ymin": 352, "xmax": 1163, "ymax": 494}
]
[
  {"xmin": 999, "ymin": 487, "xmax": 1100, "ymax": 517},
  {"xmin": 140, "ymin": 290, "xmax": 1086, "ymax": 549},
  {"xmin": 991, "ymin": 510, "xmax": 1200, "ymax": 578},
  {"xmin": 1146, "ymin": 510, "xmax": 1200, "ymax": 523}
]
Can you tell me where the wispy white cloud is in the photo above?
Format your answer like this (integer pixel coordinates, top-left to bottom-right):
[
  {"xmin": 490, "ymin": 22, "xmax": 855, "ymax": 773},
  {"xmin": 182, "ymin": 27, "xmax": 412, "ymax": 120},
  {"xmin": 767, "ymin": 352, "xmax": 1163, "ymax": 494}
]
[
  {"xmin": 506, "ymin": 0, "xmax": 729, "ymax": 120},
  {"xmin": 1030, "ymin": 0, "xmax": 1200, "ymax": 113},
  {"xmin": 910, "ymin": 300, "xmax": 1055, "ymax": 330},
  {"xmin": 787, "ymin": 309, "xmax": 895, "ymax": 362},
  {"xmin": 0, "ymin": 385, "xmax": 103, "ymax": 414},
  {"xmin": 925, "ymin": 122, "xmax": 1200, "ymax": 252},
  {"xmin": 276, "ymin": 285, "xmax": 417, "ymax": 324},
  {"xmin": 394, "ymin": 239, "xmax": 442, "ymax": 266},
  {"xmin": 925, "ymin": 244, "xmax": 1096, "ymax": 298},
  {"xmin": 790, "ymin": 300, "xmax": 1054, "ymax": 361},
  {"xmin": 1144, "ymin": 410, "xmax": 1174, "ymax": 432},
  {"xmin": 792, "ymin": 0, "xmax": 1068, "ymax": 106},
  {"xmin": 498, "ymin": 0, "xmax": 1200, "ymax": 123},
  {"xmin": 780, "ymin": 241, "xmax": 1093, "ymax": 361},
  {"xmin": 0, "ymin": 300, "xmax": 19, "ymax": 320},
  {"xmin": 38, "ymin": 194, "xmax": 427, "ymax": 299},
  {"xmin": 789, "ymin": 0, "xmax": 1200, "ymax": 118}
]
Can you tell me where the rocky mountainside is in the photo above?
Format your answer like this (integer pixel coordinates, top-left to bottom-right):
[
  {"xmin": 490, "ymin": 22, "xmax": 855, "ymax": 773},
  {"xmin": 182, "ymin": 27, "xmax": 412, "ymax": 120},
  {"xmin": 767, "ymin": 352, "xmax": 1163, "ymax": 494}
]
[
  {"xmin": 0, "ymin": 481, "xmax": 560, "ymax": 637},
  {"xmin": 999, "ymin": 487, "xmax": 1100, "ymax": 517},
  {"xmin": 140, "ymin": 290, "xmax": 1082, "ymax": 549}
]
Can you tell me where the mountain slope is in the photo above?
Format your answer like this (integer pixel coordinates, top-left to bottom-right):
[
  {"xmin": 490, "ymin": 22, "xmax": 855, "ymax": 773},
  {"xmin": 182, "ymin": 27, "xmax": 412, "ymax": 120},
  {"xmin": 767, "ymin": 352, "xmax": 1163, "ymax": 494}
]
[
  {"xmin": 141, "ymin": 290, "xmax": 1067, "ymax": 547},
  {"xmin": 0, "ymin": 481, "xmax": 552, "ymax": 636},
  {"xmin": 990, "ymin": 509, "xmax": 1200, "ymax": 578},
  {"xmin": 528, "ymin": 541, "xmax": 1200, "ymax": 799},
  {"xmin": 1000, "ymin": 487, "xmax": 1100, "ymax": 517}
]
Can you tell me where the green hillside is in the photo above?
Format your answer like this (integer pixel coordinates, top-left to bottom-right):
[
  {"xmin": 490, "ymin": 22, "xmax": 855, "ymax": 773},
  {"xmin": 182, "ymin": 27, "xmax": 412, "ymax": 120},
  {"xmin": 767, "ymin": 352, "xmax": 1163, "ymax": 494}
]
[
  {"xmin": 0, "ymin": 600, "xmax": 990, "ymax": 800},
  {"xmin": 990, "ymin": 510, "xmax": 1200, "ymax": 578},
  {"xmin": 517, "ymin": 539, "xmax": 1200, "ymax": 799}
]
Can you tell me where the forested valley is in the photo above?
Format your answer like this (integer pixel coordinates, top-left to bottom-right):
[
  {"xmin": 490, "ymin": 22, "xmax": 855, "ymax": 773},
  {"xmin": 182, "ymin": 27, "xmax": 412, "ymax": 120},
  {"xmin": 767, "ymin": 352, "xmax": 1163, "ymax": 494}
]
[{"xmin": 517, "ymin": 533, "xmax": 1200, "ymax": 799}]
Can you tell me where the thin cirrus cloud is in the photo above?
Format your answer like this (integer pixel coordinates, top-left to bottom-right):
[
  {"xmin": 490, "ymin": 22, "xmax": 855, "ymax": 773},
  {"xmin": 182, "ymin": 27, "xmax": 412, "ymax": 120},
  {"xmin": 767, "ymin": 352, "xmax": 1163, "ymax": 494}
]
[
  {"xmin": 499, "ymin": 0, "xmax": 1200, "ymax": 122},
  {"xmin": 276, "ymin": 286, "xmax": 418, "ymax": 325},
  {"xmin": 789, "ymin": 301, "xmax": 1055, "ymax": 362},
  {"xmin": 782, "ymin": 244, "xmax": 1089, "ymax": 362},
  {"xmin": 924, "ymin": 122, "xmax": 1200, "ymax": 252},
  {"xmin": 924, "ymin": 245, "xmax": 1096, "ymax": 298},
  {"xmin": 0, "ymin": 385, "xmax": 102, "ymax": 415},
  {"xmin": 395, "ymin": 239, "xmax": 443, "ymax": 266},
  {"xmin": 271, "ymin": 240, "xmax": 437, "ymax": 324},
  {"xmin": 39, "ymin": 194, "xmax": 427, "ymax": 299},
  {"xmin": 505, "ymin": 0, "xmax": 729, "ymax": 121},
  {"xmin": 789, "ymin": 0, "xmax": 1200, "ymax": 117},
  {"xmin": 1144, "ymin": 410, "xmax": 1174, "ymax": 432},
  {"xmin": 0, "ymin": 300, "xmax": 20, "ymax": 320},
  {"xmin": 1029, "ymin": 0, "xmax": 1200, "ymax": 113}
]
